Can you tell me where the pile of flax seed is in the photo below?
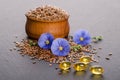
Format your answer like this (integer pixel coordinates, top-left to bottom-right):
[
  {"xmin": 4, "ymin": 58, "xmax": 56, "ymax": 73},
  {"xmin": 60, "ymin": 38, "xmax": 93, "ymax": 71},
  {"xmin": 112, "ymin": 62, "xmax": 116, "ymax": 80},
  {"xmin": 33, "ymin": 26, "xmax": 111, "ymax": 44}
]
[{"xmin": 26, "ymin": 5, "xmax": 69, "ymax": 21}]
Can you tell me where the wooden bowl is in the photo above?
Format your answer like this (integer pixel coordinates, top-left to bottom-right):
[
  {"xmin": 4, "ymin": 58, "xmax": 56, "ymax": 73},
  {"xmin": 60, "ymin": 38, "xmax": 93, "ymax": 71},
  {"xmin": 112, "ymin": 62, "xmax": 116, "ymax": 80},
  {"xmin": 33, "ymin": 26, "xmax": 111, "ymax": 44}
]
[{"xmin": 25, "ymin": 16, "xmax": 70, "ymax": 39}]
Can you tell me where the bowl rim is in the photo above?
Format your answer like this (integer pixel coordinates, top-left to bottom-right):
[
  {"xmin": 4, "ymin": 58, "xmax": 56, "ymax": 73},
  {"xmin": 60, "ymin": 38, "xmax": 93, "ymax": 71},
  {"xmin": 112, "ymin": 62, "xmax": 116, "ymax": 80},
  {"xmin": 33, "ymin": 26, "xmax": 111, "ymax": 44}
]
[{"xmin": 25, "ymin": 15, "xmax": 69, "ymax": 22}]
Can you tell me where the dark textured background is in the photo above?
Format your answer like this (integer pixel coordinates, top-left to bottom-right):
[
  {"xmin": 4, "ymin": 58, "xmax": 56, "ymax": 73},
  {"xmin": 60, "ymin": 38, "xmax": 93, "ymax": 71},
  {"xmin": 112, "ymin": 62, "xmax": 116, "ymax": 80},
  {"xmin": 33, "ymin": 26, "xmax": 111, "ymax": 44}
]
[{"xmin": 0, "ymin": 0, "xmax": 120, "ymax": 80}]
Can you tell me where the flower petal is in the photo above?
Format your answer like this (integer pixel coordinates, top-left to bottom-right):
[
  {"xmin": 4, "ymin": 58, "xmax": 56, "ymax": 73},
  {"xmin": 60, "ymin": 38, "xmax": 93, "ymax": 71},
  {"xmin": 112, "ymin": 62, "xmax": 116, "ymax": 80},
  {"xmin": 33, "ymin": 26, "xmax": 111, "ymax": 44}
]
[
  {"xmin": 73, "ymin": 29, "xmax": 91, "ymax": 46},
  {"xmin": 51, "ymin": 38, "xmax": 70, "ymax": 56},
  {"xmin": 38, "ymin": 33, "xmax": 54, "ymax": 49}
]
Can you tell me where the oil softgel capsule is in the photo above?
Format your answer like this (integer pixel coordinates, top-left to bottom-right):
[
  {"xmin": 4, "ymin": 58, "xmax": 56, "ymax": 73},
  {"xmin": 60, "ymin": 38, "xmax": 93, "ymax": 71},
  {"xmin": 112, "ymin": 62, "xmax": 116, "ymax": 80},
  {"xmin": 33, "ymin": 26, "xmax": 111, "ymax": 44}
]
[{"xmin": 90, "ymin": 65, "xmax": 104, "ymax": 75}]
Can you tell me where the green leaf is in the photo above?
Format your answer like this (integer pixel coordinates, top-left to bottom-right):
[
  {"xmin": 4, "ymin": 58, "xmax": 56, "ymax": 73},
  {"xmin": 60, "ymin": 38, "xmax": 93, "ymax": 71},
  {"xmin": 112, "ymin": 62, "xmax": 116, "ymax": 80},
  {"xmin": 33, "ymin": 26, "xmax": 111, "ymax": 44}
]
[
  {"xmin": 92, "ymin": 36, "xmax": 103, "ymax": 43},
  {"xmin": 98, "ymin": 36, "xmax": 103, "ymax": 41},
  {"xmin": 73, "ymin": 48, "xmax": 78, "ymax": 52},
  {"xmin": 28, "ymin": 40, "xmax": 37, "ymax": 46}
]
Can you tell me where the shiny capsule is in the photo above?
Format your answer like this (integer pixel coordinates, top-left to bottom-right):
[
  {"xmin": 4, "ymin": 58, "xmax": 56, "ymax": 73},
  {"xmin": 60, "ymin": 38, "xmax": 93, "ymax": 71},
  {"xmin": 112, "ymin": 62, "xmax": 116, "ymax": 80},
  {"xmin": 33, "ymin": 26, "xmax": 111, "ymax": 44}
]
[
  {"xmin": 73, "ymin": 62, "xmax": 87, "ymax": 71},
  {"xmin": 90, "ymin": 65, "xmax": 104, "ymax": 75},
  {"xmin": 80, "ymin": 56, "xmax": 92, "ymax": 64},
  {"xmin": 59, "ymin": 61, "xmax": 71, "ymax": 70}
]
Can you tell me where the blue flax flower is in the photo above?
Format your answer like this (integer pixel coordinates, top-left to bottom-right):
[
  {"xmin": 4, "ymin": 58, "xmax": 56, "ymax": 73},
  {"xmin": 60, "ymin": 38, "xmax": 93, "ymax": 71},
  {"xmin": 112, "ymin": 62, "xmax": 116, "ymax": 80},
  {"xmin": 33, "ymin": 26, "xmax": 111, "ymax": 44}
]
[
  {"xmin": 51, "ymin": 38, "xmax": 70, "ymax": 56},
  {"xmin": 38, "ymin": 33, "xmax": 54, "ymax": 49},
  {"xmin": 73, "ymin": 29, "xmax": 91, "ymax": 46}
]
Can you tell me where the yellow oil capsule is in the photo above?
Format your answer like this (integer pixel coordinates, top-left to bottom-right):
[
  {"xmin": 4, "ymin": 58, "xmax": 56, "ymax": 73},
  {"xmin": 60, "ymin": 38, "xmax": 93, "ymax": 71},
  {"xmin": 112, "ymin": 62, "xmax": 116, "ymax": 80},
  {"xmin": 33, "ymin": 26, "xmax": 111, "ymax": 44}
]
[
  {"xmin": 90, "ymin": 65, "xmax": 104, "ymax": 75},
  {"xmin": 73, "ymin": 62, "xmax": 87, "ymax": 71},
  {"xmin": 59, "ymin": 61, "xmax": 71, "ymax": 70},
  {"xmin": 80, "ymin": 56, "xmax": 92, "ymax": 64}
]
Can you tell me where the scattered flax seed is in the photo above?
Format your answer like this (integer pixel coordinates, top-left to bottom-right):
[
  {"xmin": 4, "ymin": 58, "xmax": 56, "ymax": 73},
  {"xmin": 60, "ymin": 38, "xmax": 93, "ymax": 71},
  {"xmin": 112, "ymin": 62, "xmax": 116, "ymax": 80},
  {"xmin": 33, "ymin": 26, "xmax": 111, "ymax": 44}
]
[
  {"xmin": 55, "ymin": 68, "xmax": 59, "ymax": 70},
  {"xmin": 81, "ymin": 47, "xmax": 91, "ymax": 53},
  {"xmin": 97, "ymin": 55, "xmax": 101, "ymax": 58},
  {"xmin": 49, "ymin": 64, "xmax": 52, "ymax": 67},
  {"xmin": 13, "ymin": 47, "xmax": 16, "ymax": 50},
  {"xmin": 21, "ymin": 54, "xmax": 25, "ymax": 57},
  {"xmin": 92, "ymin": 39, "xmax": 98, "ymax": 43},
  {"xmin": 30, "ymin": 57, "xmax": 35, "ymax": 60},
  {"xmin": 98, "ymin": 47, "xmax": 102, "ymax": 50},
  {"xmin": 9, "ymin": 49, "xmax": 12, "ymax": 51},
  {"xmin": 58, "ymin": 72, "xmax": 62, "ymax": 75},
  {"xmin": 32, "ymin": 61, "xmax": 36, "ymax": 64},
  {"xmin": 92, "ymin": 59, "xmax": 99, "ymax": 63},
  {"xmin": 17, "ymin": 49, "xmax": 20, "ymax": 51},
  {"xmin": 13, "ymin": 41, "xmax": 16, "ymax": 43},
  {"xmin": 15, "ymin": 36, "xmax": 18, "ymax": 38},
  {"xmin": 91, "ymin": 51, "xmax": 97, "ymax": 54},
  {"xmin": 93, "ymin": 48, "xmax": 97, "ymax": 50},
  {"xmin": 105, "ymin": 57, "xmax": 110, "ymax": 60},
  {"xmin": 89, "ymin": 54, "xmax": 94, "ymax": 57},
  {"xmin": 14, "ymin": 38, "xmax": 99, "ymax": 64},
  {"xmin": 108, "ymin": 53, "xmax": 112, "ymax": 56},
  {"xmin": 15, "ymin": 42, "xmax": 20, "ymax": 44}
]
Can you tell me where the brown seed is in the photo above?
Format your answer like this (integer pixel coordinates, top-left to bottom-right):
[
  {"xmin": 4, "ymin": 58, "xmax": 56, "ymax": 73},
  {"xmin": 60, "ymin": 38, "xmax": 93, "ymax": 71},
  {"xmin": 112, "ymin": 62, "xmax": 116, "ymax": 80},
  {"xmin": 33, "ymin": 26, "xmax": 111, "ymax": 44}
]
[
  {"xmin": 105, "ymin": 57, "xmax": 110, "ymax": 60},
  {"xmin": 108, "ymin": 53, "xmax": 112, "ymax": 56},
  {"xmin": 58, "ymin": 72, "xmax": 62, "ymax": 75},
  {"xmin": 93, "ymin": 48, "xmax": 97, "ymax": 50},
  {"xmin": 93, "ymin": 60, "xmax": 99, "ymax": 63},
  {"xmin": 13, "ymin": 41, "xmax": 16, "ymax": 43},
  {"xmin": 93, "ymin": 39, "xmax": 98, "ymax": 43},
  {"xmin": 55, "ymin": 68, "xmax": 59, "ymax": 70},
  {"xmin": 21, "ymin": 54, "xmax": 25, "ymax": 57},
  {"xmin": 92, "ymin": 51, "xmax": 97, "ymax": 54},
  {"xmin": 30, "ymin": 57, "xmax": 35, "ymax": 60},
  {"xmin": 97, "ymin": 56, "xmax": 100, "ymax": 58},
  {"xmin": 98, "ymin": 47, "xmax": 102, "ymax": 50},
  {"xmin": 13, "ymin": 47, "xmax": 16, "ymax": 50},
  {"xmin": 49, "ymin": 64, "xmax": 52, "ymax": 66},
  {"xmin": 15, "ymin": 36, "xmax": 18, "ymax": 38},
  {"xmin": 9, "ymin": 49, "xmax": 12, "ymax": 51},
  {"xmin": 32, "ymin": 61, "xmax": 36, "ymax": 64}
]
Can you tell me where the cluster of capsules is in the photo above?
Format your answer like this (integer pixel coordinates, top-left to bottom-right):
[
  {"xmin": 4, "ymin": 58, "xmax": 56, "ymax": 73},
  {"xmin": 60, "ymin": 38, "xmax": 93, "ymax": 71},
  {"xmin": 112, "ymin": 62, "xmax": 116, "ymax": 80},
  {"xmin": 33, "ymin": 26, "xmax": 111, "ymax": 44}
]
[{"xmin": 59, "ymin": 56, "xmax": 104, "ymax": 75}]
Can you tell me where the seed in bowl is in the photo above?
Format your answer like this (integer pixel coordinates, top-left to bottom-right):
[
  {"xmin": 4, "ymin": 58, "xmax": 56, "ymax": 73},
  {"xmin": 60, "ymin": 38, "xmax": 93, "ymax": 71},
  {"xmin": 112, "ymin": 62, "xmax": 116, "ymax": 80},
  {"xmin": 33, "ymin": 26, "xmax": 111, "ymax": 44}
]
[{"xmin": 26, "ymin": 5, "xmax": 69, "ymax": 21}]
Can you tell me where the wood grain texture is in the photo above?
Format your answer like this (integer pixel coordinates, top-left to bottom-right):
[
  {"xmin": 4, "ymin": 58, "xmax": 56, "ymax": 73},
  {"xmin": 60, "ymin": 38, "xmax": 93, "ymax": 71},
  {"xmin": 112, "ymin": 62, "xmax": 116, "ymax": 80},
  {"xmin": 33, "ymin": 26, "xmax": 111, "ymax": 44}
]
[{"xmin": 25, "ymin": 16, "xmax": 70, "ymax": 39}]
